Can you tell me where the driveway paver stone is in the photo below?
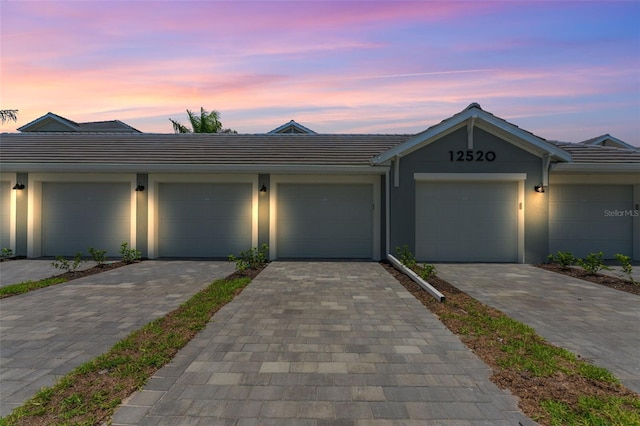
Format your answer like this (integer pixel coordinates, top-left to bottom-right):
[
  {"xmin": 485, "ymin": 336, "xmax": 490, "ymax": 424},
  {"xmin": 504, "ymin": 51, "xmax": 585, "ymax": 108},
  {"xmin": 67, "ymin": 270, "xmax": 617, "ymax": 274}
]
[
  {"xmin": 112, "ymin": 262, "xmax": 535, "ymax": 425},
  {"xmin": 434, "ymin": 263, "xmax": 640, "ymax": 394},
  {"xmin": 0, "ymin": 260, "xmax": 236, "ymax": 417}
]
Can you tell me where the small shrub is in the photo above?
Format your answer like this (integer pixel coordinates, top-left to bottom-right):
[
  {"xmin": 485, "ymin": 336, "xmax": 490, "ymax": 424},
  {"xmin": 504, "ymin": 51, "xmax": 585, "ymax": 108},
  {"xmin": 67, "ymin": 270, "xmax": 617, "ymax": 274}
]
[
  {"xmin": 615, "ymin": 253, "xmax": 635, "ymax": 284},
  {"xmin": 577, "ymin": 252, "xmax": 610, "ymax": 275},
  {"xmin": 119, "ymin": 242, "xmax": 141, "ymax": 264},
  {"xmin": 419, "ymin": 264, "xmax": 437, "ymax": 280},
  {"xmin": 1, "ymin": 247, "xmax": 14, "ymax": 259},
  {"xmin": 88, "ymin": 247, "xmax": 108, "ymax": 267},
  {"xmin": 51, "ymin": 252, "xmax": 84, "ymax": 273},
  {"xmin": 228, "ymin": 244, "xmax": 269, "ymax": 271},
  {"xmin": 547, "ymin": 251, "xmax": 576, "ymax": 269},
  {"xmin": 395, "ymin": 245, "xmax": 416, "ymax": 268}
]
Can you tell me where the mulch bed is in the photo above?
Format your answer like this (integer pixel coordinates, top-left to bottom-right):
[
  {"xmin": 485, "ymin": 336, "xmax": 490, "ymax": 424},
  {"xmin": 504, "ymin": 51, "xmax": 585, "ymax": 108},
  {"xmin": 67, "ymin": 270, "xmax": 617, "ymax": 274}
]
[
  {"xmin": 55, "ymin": 261, "xmax": 130, "ymax": 281},
  {"xmin": 536, "ymin": 263, "xmax": 640, "ymax": 296}
]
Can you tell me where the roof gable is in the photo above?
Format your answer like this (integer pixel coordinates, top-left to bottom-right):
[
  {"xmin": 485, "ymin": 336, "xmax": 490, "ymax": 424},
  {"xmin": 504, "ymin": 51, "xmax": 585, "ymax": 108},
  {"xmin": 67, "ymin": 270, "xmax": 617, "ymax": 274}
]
[
  {"xmin": 268, "ymin": 120, "xmax": 316, "ymax": 134},
  {"xmin": 17, "ymin": 113, "xmax": 141, "ymax": 133},
  {"xmin": 17, "ymin": 112, "xmax": 80, "ymax": 132},
  {"xmin": 372, "ymin": 103, "xmax": 572, "ymax": 164},
  {"xmin": 580, "ymin": 134, "xmax": 636, "ymax": 150}
]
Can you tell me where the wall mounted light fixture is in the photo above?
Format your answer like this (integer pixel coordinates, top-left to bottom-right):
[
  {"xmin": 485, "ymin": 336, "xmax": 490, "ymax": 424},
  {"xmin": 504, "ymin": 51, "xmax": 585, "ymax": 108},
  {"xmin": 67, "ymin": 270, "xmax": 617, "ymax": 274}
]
[
  {"xmin": 12, "ymin": 181, "xmax": 25, "ymax": 190},
  {"xmin": 534, "ymin": 185, "xmax": 545, "ymax": 193},
  {"xmin": 259, "ymin": 184, "xmax": 267, "ymax": 193},
  {"xmin": 135, "ymin": 184, "xmax": 145, "ymax": 192}
]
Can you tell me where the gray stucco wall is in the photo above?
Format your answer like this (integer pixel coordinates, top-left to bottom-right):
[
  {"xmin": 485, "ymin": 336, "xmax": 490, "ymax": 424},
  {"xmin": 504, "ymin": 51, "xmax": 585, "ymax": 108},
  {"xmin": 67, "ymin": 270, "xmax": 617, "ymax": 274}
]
[
  {"xmin": 388, "ymin": 127, "xmax": 549, "ymax": 263},
  {"xmin": 136, "ymin": 173, "xmax": 148, "ymax": 258}
]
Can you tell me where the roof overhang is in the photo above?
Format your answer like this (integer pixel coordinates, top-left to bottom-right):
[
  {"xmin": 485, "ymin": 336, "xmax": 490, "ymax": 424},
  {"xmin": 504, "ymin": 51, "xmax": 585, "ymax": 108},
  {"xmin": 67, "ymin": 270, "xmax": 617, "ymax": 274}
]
[
  {"xmin": 372, "ymin": 104, "xmax": 572, "ymax": 165},
  {"xmin": 0, "ymin": 163, "xmax": 389, "ymax": 175},
  {"xmin": 550, "ymin": 163, "xmax": 640, "ymax": 173}
]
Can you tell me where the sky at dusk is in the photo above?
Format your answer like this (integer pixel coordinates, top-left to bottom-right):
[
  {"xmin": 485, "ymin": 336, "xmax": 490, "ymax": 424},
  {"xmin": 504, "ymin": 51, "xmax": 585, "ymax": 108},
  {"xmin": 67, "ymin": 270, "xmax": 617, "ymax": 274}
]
[{"xmin": 1, "ymin": 1, "xmax": 639, "ymax": 145}]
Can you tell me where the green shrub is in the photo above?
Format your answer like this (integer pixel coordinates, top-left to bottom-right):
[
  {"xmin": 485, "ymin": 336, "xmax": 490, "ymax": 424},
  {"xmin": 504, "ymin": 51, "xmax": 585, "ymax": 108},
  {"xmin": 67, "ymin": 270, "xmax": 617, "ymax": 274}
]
[
  {"xmin": 119, "ymin": 242, "xmax": 141, "ymax": 264},
  {"xmin": 395, "ymin": 245, "xmax": 416, "ymax": 268},
  {"xmin": 1, "ymin": 247, "xmax": 14, "ymax": 259},
  {"xmin": 615, "ymin": 253, "xmax": 635, "ymax": 284},
  {"xmin": 88, "ymin": 247, "xmax": 108, "ymax": 266},
  {"xmin": 577, "ymin": 252, "xmax": 610, "ymax": 275},
  {"xmin": 228, "ymin": 244, "xmax": 269, "ymax": 271},
  {"xmin": 547, "ymin": 251, "xmax": 576, "ymax": 269},
  {"xmin": 419, "ymin": 264, "xmax": 437, "ymax": 280},
  {"xmin": 51, "ymin": 253, "xmax": 84, "ymax": 273}
]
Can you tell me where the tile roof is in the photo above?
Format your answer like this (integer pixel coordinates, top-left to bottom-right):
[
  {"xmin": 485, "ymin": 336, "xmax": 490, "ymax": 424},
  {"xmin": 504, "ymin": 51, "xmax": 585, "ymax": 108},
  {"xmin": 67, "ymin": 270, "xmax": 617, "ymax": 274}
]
[
  {"xmin": 550, "ymin": 141, "xmax": 640, "ymax": 163},
  {"xmin": 0, "ymin": 133, "xmax": 409, "ymax": 170}
]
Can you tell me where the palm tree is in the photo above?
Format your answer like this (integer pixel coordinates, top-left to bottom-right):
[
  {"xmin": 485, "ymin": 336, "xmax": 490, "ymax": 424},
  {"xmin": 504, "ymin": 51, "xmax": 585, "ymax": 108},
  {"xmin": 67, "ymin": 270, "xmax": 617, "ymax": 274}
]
[
  {"xmin": 169, "ymin": 107, "xmax": 236, "ymax": 133},
  {"xmin": 0, "ymin": 109, "xmax": 18, "ymax": 124}
]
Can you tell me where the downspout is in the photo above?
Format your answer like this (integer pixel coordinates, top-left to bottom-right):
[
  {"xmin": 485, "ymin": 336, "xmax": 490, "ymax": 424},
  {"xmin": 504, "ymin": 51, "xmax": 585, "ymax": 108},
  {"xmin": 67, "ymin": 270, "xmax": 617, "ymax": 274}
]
[
  {"xmin": 542, "ymin": 154, "xmax": 551, "ymax": 188},
  {"xmin": 385, "ymin": 168, "xmax": 391, "ymax": 257}
]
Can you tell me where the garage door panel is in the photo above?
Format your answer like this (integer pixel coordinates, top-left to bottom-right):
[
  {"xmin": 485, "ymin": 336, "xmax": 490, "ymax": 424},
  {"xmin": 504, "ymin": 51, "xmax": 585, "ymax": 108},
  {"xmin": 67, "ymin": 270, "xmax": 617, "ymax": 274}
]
[
  {"xmin": 42, "ymin": 183, "xmax": 131, "ymax": 256},
  {"xmin": 158, "ymin": 183, "xmax": 252, "ymax": 257},
  {"xmin": 416, "ymin": 181, "xmax": 518, "ymax": 262},
  {"xmin": 277, "ymin": 184, "xmax": 373, "ymax": 259},
  {"xmin": 549, "ymin": 185, "xmax": 632, "ymax": 258}
]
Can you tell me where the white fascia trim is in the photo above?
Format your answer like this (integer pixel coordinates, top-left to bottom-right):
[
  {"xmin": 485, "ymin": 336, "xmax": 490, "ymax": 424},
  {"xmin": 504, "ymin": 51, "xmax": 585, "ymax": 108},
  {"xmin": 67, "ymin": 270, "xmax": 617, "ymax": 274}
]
[
  {"xmin": 0, "ymin": 163, "xmax": 387, "ymax": 175},
  {"xmin": 414, "ymin": 172, "xmax": 527, "ymax": 182},
  {"xmin": 372, "ymin": 108, "xmax": 571, "ymax": 164},
  {"xmin": 551, "ymin": 163, "xmax": 640, "ymax": 173}
]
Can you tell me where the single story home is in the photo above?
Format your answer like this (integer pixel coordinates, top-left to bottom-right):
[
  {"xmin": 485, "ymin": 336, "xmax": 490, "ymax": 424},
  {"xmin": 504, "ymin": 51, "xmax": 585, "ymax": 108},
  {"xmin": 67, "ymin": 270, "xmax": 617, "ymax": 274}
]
[{"xmin": 1, "ymin": 103, "xmax": 639, "ymax": 263}]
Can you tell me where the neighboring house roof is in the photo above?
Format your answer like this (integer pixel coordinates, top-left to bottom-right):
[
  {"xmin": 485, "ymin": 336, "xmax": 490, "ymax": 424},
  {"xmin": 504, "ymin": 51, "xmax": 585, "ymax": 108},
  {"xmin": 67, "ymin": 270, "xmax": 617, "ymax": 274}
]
[
  {"xmin": 17, "ymin": 112, "xmax": 141, "ymax": 133},
  {"xmin": 0, "ymin": 133, "xmax": 409, "ymax": 173},
  {"xmin": 579, "ymin": 134, "xmax": 637, "ymax": 150},
  {"xmin": 549, "ymin": 141, "xmax": 640, "ymax": 172},
  {"xmin": 268, "ymin": 120, "xmax": 316, "ymax": 134},
  {"xmin": 372, "ymin": 103, "xmax": 572, "ymax": 164}
]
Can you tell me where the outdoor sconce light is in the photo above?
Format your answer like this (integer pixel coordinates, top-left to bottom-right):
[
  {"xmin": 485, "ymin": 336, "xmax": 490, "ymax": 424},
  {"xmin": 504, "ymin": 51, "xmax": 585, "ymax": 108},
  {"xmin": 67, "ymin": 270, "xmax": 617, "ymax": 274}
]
[
  {"xmin": 135, "ymin": 184, "xmax": 145, "ymax": 192},
  {"xmin": 534, "ymin": 185, "xmax": 545, "ymax": 193},
  {"xmin": 12, "ymin": 181, "xmax": 25, "ymax": 190},
  {"xmin": 259, "ymin": 184, "xmax": 267, "ymax": 193}
]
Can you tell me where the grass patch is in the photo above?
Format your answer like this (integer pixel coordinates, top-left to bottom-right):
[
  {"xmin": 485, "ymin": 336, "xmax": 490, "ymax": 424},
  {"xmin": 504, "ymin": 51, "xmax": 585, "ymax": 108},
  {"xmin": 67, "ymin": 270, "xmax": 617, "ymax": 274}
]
[
  {"xmin": 0, "ymin": 277, "xmax": 68, "ymax": 298},
  {"xmin": 0, "ymin": 271, "xmax": 255, "ymax": 426},
  {"xmin": 383, "ymin": 262, "xmax": 640, "ymax": 426}
]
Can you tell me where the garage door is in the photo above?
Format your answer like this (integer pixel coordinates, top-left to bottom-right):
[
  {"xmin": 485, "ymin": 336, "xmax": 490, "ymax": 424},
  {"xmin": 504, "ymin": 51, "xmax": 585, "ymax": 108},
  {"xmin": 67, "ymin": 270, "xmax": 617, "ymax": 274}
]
[
  {"xmin": 42, "ymin": 182, "xmax": 131, "ymax": 256},
  {"xmin": 1, "ymin": 182, "xmax": 10, "ymax": 250},
  {"xmin": 157, "ymin": 183, "xmax": 252, "ymax": 257},
  {"xmin": 416, "ymin": 181, "xmax": 518, "ymax": 262},
  {"xmin": 549, "ymin": 185, "xmax": 633, "ymax": 258},
  {"xmin": 276, "ymin": 183, "xmax": 373, "ymax": 258}
]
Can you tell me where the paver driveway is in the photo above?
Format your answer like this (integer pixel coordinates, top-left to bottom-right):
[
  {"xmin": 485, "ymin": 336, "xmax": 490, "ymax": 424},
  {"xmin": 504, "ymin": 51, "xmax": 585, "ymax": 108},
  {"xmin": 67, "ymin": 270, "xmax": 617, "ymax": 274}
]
[
  {"xmin": 112, "ymin": 262, "xmax": 534, "ymax": 425},
  {"xmin": 0, "ymin": 260, "xmax": 236, "ymax": 417},
  {"xmin": 434, "ymin": 264, "xmax": 640, "ymax": 394}
]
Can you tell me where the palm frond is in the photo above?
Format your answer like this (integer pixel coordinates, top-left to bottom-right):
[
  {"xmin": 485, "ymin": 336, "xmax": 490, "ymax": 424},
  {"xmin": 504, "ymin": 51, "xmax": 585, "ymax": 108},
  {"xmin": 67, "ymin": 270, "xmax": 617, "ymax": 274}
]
[{"xmin": 169, "ymin": 118, "xmax": 192, "ymax": 133}]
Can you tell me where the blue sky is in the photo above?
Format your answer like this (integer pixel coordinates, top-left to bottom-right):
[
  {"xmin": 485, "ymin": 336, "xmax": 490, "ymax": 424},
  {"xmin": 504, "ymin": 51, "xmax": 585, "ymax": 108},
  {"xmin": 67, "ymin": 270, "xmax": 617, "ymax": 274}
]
[{"xmin": 1, "ymin": 1, "xmax": 639, "ymax": 145}]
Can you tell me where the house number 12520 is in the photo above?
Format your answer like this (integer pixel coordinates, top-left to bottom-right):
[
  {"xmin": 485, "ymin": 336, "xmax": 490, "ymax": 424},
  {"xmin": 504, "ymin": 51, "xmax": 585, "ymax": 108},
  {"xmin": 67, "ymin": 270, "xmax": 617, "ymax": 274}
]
[{"xmin": 449, "ymin": 150, "xmax": 496, "ymax": 162}]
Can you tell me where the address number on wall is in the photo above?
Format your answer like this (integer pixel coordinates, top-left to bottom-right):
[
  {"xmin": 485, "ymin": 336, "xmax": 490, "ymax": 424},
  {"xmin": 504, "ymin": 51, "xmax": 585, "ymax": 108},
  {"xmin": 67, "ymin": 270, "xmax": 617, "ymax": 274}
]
[{"xmin": 449, "ymin": 150, "xmax": 496, "ymax": 162}]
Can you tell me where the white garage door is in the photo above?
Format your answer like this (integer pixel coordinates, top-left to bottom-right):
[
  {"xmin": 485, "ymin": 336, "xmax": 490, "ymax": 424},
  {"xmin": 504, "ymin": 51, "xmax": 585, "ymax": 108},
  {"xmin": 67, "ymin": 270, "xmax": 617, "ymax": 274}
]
[
  {"xmin": 0, "ymin": 182, "xmax": 10, "ymax": 250},
  {"xmin": 157, "ymin": 183, "xmax": 252, "ymax": 258},
  {"xmin": 549, "ymin": 185, "xmax": 633, "ymax": 258},
  {"xmin": 276, "ymin": 183, "xmax": 373, "ymax": 259},
  {"xmin": 416, "ymin": 181, "xmax": 518, "ymax": 262},
  {"xmin": 42, "ymin": 182, "xmax": 131, "ymax": 257}
]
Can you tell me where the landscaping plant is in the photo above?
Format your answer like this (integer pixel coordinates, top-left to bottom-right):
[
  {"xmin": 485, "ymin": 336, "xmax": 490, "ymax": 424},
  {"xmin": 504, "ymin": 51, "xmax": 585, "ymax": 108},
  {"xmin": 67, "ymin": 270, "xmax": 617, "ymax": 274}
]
[
  {"xmin": 395, "ymin": 245, "xmax": 416, "ymax": 268},
  {"xmin": 51, "ymin": 252, "xmax": 84, "ymax": 273},
  {"xmin": 547, "ymin": 251, "xmax": 576, "ymax": 269},
  {"xmin": 88, "ymin": 247, "xmax": 108, "ymax": 267},
  {"xmin": 615, "ymin": 253, "xmax": 635, "ymax": 284},
  {"xmin": 228, "ymin": 244, "xmax": 269, "ymax": 271},
  {"xmin": 577, "ymin": 251, "xmax": 610, "ymax": 275},
  {"xmin": 119, "ymin": 242, "xmax": 141, "ymax": 264},
  {"xmin": 1, "ymin": 247, "xmax": 13, "ymax": 260}
]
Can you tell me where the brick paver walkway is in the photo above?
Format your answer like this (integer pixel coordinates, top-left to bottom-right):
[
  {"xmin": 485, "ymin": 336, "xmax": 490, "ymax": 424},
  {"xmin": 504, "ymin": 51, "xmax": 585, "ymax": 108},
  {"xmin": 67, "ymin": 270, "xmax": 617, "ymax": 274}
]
[
  {"xmin": 435, "ymin": 263, "xmax": 640, "ymax": 394},
  {"xmin": 0, "ymin": 260, "xmax": 236, "ymax": 417},
  {"xmin": 112, "ymin": 262, "xmax": 534, "ymax": 425}
]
